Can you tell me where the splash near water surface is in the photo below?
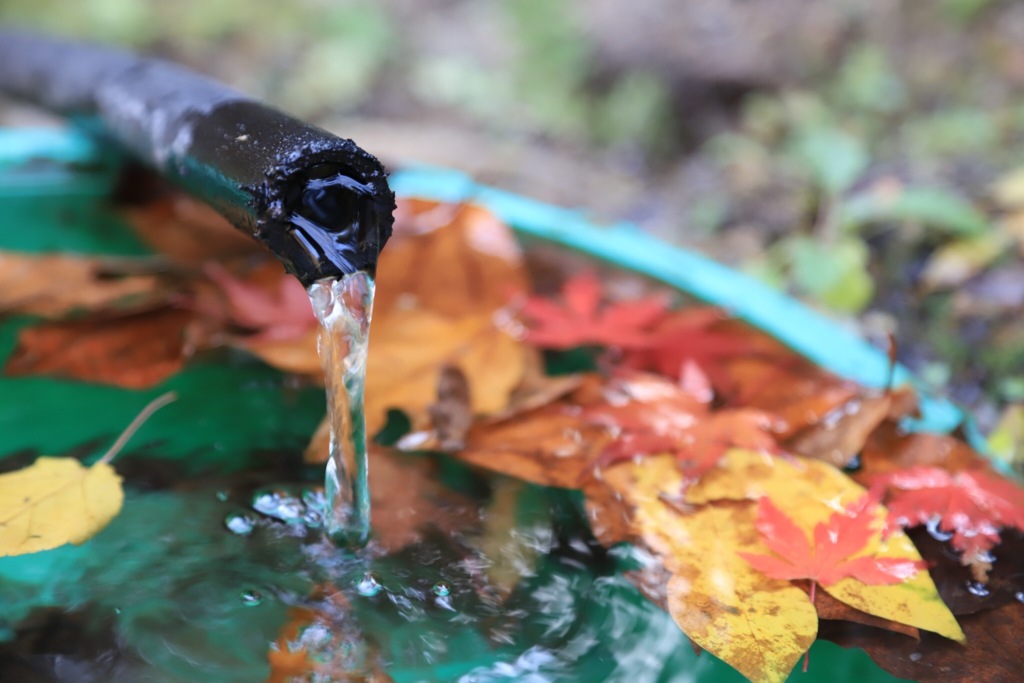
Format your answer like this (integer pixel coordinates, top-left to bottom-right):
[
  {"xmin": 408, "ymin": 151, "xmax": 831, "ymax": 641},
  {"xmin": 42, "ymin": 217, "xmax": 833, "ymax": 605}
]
[{"xmin": 308, "ymin": 272, "xmax": 375, "ymax": 546}]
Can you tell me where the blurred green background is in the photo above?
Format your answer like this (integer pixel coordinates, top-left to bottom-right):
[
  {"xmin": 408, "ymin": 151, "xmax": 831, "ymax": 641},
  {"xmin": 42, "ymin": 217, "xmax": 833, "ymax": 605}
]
[{"xmin": 1, "ymin": 0, "xmax": 1022, "ymax": 462}]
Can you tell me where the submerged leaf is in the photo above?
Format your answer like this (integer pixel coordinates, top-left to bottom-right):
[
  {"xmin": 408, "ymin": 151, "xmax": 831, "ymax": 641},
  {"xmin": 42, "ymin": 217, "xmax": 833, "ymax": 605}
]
[{"xmin": 0, "ymin": 457, "xmax": 123, "ymax": 557}]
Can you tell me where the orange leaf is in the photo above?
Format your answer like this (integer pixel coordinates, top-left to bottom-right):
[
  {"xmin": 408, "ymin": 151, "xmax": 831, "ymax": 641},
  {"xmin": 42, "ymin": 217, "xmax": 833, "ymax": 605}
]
[
  {"xmin": 739, "ymin": 496, "xmax": 924, "ymax": 589},
  {"xmin": 4, "ymin": 307, "xmax": 193, "ymax": 389}
]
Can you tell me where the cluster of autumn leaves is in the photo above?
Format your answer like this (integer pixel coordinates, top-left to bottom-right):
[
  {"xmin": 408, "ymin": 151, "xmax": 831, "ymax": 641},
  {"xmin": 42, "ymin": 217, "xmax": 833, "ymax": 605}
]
[{"xmin": 2, "ymin": 196, "xmax": 1023, "ymax": 682}]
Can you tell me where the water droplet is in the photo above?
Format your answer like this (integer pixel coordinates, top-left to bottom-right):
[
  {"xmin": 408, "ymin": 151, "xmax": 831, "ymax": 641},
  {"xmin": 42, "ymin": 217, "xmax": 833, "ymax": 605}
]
[
  {"xmin": 241, "ymin": 590, "xmax": 263, "ymax": 606},
  {"xmin": 252, "ymin": 489, "xmax": 305, "ymax": 523},
  {"xmin": 302, "ymin": 487, "xmax": 326, "ymax": 512},
  {"xmin": 224, "ymin": 512, "xmax": 256, "ymax": 536},
  {"xmin": 355, "ymin": 571, "xmax": 383, "ymax": 597},
  {"xmin": 909, "ymin": 652, "xmax": 922, "ymax": 662},
  {"xmin": 965, "ymin": 580, "xmax": 990, "ymax": 597},
  {"xmin": 1015, "ymin": 591, "xmax": 1024, "ymax": 604},
  {"xmin": 432, "ymin": 581, "xmax": 451, "ymax": 597},
  {"xmin": 302, "ymin": 509, "xmax": 323, "ymax": 528},
  {"xmin": 215, "ymin": 490, "xmax": 230, "ymax": 502},
  {"xmin": 925, "ymin": 517, "xmax": 954, "ymax": 542}
]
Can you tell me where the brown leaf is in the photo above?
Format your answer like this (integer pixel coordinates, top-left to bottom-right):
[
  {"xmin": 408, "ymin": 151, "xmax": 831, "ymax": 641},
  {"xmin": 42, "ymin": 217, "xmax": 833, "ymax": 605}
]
[
  {"xmin": 124, "ymin": 196, "xmax": 260, "ymax": 265},
  {"xmin": 823, "ymin": 602, "xmax": 1022, "ymax": 683},
  {"xmin": 855, "ymin": 424, "xmax": 988, "ymax": 480},
  {"xmin": 4, "ymin": 307, "xmax": 193, "ymax": 388},
  {"xmin": 379, "ymin": 200, "xmax": 528, "ymax": 318},
  {"xmin": 428, "ymin": 364, "xmax": 473, "ymax": 451},
  {"xmin": 0, "ymin": 252, "xmax": 161, "ymax": 318},
  {"xmin": 365, "ymin": 309, "xmax": 528, "ymax": 435},
  {"xmin": 440, "ymin": 375, "xmax": 612, "ymax": 488},
  {"xmin": 786, "ymin": 393, "xmax": 897, "ymax": 468}
]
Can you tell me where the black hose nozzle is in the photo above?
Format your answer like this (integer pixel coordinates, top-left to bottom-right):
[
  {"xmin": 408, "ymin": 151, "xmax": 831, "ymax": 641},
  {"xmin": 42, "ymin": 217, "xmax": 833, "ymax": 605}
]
[{"xmin": 0, "ymin": 30, "xmax": 394, "ymax": 286}]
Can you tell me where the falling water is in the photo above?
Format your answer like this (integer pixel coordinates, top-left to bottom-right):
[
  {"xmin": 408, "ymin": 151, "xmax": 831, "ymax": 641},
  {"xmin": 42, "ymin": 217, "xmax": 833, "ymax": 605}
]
[{"xmin": 308, "ymin": 272, "xmax": 375, "ymax": 546}]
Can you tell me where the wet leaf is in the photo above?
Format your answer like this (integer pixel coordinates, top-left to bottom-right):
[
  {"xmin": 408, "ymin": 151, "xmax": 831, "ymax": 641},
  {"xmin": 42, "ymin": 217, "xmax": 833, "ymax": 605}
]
[
  {"xmin": 739, "ymin": 496, "xmax": 924, "ymax": 592},
  {"xmin": 624, "ymin": 308, "xmax": 763, "ymax": 389},
  {"xmin": 4, "ymin": 307, "xmax": 194, "ymax": 389},
  {"xmin": 520, "ymin": 271, "xmax": 668, "ymax": 349},
  {"xmin": 603, "ymin": 457, "xmax": 818, "ymax": 683},
  {"xmin": 0, "ymin": 251, "xmax": 161, "ymax": 318},
  {"xmin": 585, "ymin": 371, "xmax": 784, "ymax": 483},
  {"xmin": 686, "ymin": 449, "xmax": 965, "ymax": 641},
  {"xmin": 378, "ymin": 200, "xmax": 528, "ymax": 318},
  {"xmin": 365, "ymin": 309, "xmax": 526, "ymax": 435},
  {"xmin": 428, "ymin": 364, "xmax": 473, "ymax": 451},
  {"xmin": 785, "ymin": 393, "xmax": 899, "ymax": 468},
  {"xmin": 824, "ymin": 601, "xmax": 1023, "ymax": 683},
  {"xmin": 0, "ymin": 393, "xmax": 173, "ymax": 557},
  {"xmin": 0, "ymin": 457, "xmax": 122, "ymax": 557},
  {"xmin": 871, "ymin": 466, "xmax": 1024, "ymax": 578}
]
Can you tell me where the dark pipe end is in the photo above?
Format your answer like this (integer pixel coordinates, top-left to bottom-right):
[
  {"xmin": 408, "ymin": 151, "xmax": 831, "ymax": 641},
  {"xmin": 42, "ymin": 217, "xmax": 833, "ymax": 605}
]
[
  {"xmin": 260, "ymin": 148, "xmax": 395, "ymax": 287},
  {"xmin": 179, "ymin": 101, "xmax": 396, "ymax": 287}
]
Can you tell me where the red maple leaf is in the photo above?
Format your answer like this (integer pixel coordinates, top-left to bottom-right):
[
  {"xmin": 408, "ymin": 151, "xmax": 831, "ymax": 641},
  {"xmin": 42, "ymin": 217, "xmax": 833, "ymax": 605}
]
[
  {"xmin": 520, "ymin": 272, "xmax": 668, "ymax": 349},
  {"xmin": 740, "ymin": 496, "xmax": 924, "ymax": 603},
  {"xmin": 871, "ymin": 467, "xmax": 1024, "ymax": 560},
  {"xmin": 585, "ymin": 368, "xmax": 784, "ymax": 482},
  {"xmin": 203, "ymin": 263, "xmax": 316, "ymax": 342}
]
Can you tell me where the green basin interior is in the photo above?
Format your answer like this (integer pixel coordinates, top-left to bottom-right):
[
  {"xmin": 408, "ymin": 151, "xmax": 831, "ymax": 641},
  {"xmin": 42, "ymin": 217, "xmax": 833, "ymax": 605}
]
[{"xmin": 0, "ymin": 128, "xmax": 917, "ymax": 682}]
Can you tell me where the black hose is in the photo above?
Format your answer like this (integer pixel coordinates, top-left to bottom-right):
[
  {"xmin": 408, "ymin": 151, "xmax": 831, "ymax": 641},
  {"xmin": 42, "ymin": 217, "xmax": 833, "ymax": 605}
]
[{"xmin": 0, "ymin": 30, "xmax": 394, "ymax": 286}]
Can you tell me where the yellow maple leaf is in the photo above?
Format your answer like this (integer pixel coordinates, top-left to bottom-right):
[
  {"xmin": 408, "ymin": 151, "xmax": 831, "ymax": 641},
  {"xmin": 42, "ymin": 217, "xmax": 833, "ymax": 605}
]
[
  {"xmin": 0, "ymin": 392, "xmax": 175, "ymax": 557},
  {"xmin": 686, "ymin": 448, "xmax": 965, "ymax": 643},
  {"xmin": 603, "ymin": 456, "xmax": 818, "ymax": 683}
]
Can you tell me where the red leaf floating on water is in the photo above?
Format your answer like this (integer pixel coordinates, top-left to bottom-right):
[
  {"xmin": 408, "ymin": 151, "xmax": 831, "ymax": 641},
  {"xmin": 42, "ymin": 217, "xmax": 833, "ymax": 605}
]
[
  {"xmin": 740, "ymin": 496, "xmax": 924, "ymax": 593},
  {"xmin": 872, "ymin": 467, "xmax": 1024, "ymax": 561},
  {"xmin": 520, "ymin": 272, "xmax": 668, "ymax": 349},
  {"xmin": 204, "ymin": 263, "xmax": 316, "ymax": 342},
  {"xmin": 585, "ymin": 369, "xmax": 784, "ymax": 482}
]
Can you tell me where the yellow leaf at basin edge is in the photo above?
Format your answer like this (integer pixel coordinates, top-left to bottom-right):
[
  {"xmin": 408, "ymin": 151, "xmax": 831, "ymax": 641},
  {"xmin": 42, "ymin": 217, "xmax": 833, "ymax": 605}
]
[
  {"xmin": 603, "ymin": 457, "xmax": 818, "ymax": 683},
  {"xmin": 686, "ymin": 449, "xmax": 965, "ymax": 643},
  {"xmin": 0, "ymin": 457, "xmax": 123, "ymax": 556}
]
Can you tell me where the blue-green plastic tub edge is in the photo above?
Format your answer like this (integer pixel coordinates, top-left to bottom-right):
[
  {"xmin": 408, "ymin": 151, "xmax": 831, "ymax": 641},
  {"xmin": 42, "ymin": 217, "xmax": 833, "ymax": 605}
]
[{"xmin": 0, "ymin": 128, "xmax": 998, "ymax": 468}]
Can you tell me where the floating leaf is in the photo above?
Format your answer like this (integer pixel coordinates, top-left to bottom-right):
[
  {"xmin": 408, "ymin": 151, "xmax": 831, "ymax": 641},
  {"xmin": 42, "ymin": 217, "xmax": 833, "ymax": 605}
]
[
  {"xmin": 0, "ymin": 393, "xmax": 175, "ymax": 557},
  {"xmin": 739, "ymin": 496, "xmax": 924, "ymax": 595},
  {"xmin": 871, "ymin": 466, "xmax": 1024, "ymax": 578},
  {"xmin": 687, "ymin": 449, "xmax": 965, "ymax": 641},
  {"xmin": 604, "ymin": 457, "xmax": 818, "ymax": 683},
  {"xmin": 0, "ymin": 457, "xmax": 123, "ymax": 557}
]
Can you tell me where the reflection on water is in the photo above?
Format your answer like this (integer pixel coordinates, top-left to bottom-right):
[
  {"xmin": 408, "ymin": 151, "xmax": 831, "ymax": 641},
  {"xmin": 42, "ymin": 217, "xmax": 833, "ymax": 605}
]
[{"xmin": 0, "ymin": 459, "xmax": 899, "ymax": 683}]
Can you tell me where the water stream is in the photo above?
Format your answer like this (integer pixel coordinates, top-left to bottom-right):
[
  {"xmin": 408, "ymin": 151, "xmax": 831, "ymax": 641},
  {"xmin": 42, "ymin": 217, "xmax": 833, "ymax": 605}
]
[{"xmin": 307, "ymin": 272, "xmax": 375, "ymax": 546}]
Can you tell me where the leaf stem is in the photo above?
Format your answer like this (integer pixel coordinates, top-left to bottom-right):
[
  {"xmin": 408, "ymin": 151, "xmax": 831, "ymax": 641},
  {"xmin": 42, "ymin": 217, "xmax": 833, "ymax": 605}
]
[
  {"xmin": 804, "ymin": 580, "xmax": 817, "ymax": 673},
  {"xmin": 98, "ymin": 391, "xmax": 177, "ymax": 465}
]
